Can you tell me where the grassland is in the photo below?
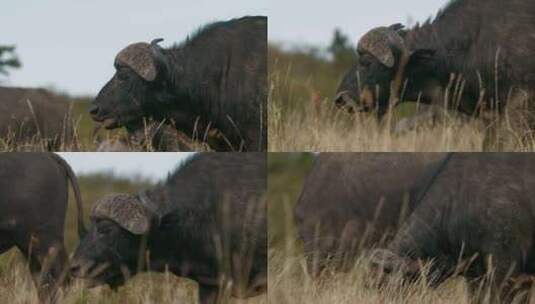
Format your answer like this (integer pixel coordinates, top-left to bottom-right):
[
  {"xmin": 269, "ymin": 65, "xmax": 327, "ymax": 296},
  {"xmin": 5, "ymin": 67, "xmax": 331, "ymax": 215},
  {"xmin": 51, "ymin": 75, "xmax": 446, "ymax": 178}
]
[
  {"xmin": 268, "ymin": 44, "xmax": 535, "ymax": 152},
  {"xmin": 0, "ymin": 97, "xmax": 130, "ymax": 152},
  {"xmin": 266, "ymin": 154, "xmax": 535, "ymax": 304},
  {"xmin": 0, "ymin": 172, "xmax": 266, "ymax": 304}
]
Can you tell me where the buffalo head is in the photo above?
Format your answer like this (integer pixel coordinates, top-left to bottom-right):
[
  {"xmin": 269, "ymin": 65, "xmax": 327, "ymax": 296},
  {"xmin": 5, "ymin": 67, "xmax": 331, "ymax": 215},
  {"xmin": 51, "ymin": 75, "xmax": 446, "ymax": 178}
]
[
  {"xmin": 89, "ymin": 39, "xmax": 170, "ymax": 130},
  {"xmin": 335, "ymin": 24, "xmax": 436, "ymax": 117},
  {"xmin": 70, "ymin": 193, "xmax": 154, "ymax": 288}
]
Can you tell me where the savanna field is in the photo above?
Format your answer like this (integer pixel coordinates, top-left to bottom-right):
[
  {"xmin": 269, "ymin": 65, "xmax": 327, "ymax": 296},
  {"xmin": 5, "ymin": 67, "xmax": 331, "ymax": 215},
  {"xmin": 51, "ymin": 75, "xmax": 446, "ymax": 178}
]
[
  {"xmin": 0, "ymin": 173, "xmax": 265, "ymax": 304},
  {"xmin": 267, "ymin": 154, "xmax": 535, "ymax": 304}
]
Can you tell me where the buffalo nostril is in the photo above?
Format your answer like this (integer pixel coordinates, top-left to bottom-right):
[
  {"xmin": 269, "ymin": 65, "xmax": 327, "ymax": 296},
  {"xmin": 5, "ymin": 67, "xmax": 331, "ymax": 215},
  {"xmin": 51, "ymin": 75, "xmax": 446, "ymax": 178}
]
[
  {"xmin": 334, "ymin": 96, "xmax": 346, "ymax": 107},
  {"xmin": 70, "ymin": 264, "xmax": 80, "ymax": 274},
  {"xmin": 70, "ymin": 261, "xmax": 84, "ymax": 275},
  {"xmin": 88, "ymin": 105, "xmax": 99, "ymax": 115}
]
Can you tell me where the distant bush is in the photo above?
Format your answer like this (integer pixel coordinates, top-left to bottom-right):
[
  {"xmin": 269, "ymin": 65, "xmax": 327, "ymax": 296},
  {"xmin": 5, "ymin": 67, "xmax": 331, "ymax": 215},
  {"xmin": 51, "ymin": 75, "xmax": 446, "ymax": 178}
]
[{"xmin": 0, "ymin": 45, "xmax": 21, "ymax": 77}]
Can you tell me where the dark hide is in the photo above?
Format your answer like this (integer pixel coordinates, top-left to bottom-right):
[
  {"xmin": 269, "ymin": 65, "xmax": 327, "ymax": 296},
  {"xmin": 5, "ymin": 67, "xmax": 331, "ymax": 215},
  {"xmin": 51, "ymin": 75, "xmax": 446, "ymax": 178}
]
[
  {"xmin": 0, "ymin": 153, "xmax": 85, "ymax": 302},
  {"xmin": 372, "ymin": 153, "xmax": 535, "ymax": 302},
  {"xmin": 294, "ymin": 153, "xmax": 449, "ymax": 275}
]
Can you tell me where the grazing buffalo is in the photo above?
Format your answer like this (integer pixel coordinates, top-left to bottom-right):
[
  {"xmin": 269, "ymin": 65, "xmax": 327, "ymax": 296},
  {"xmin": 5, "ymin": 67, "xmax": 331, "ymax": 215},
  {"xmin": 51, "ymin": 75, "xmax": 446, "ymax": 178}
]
[
  {"xmin": 70, "ymin": 153, "xmax": 267, "ymax": 304},
  {"xmin": 370, "ymin": 153, "xmax": 535, "ymax": 302},
  {"xmin": 89, "ymin": 16, "xmax": 267, "ymax": 152},
  {"xmin": 0, "ymin": 87, "xmax": 74, "ymax": 150},
  {"xmin": 0, "ymin": 153, "xmax": 86, "ymax": 302},
  {"xmin": 294, "ymin": 153, "xmax": 450, "ymax": 275},
  {"xmin": 335, "ymin": 0, "xmax": 535, "ymax": 121}
]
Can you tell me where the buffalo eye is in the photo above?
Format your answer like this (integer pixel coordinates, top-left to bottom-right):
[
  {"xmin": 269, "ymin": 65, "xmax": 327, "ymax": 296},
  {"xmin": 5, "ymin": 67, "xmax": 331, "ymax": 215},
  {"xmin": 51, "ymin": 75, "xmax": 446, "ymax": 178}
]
[{"xmin": 96, "ymin": 222, "xmax": 115, "ymax": 235}]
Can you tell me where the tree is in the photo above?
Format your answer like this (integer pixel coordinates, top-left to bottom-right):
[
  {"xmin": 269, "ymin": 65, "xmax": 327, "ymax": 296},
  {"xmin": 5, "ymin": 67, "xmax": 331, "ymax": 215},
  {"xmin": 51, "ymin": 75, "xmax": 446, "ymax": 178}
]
[
  {"xmin": 327, "ymin": 29, "xmax": 356, "ymax": 69},
  {"xmin": 0, "ymin": 45, "xmax": 21, "ymax": 76}
]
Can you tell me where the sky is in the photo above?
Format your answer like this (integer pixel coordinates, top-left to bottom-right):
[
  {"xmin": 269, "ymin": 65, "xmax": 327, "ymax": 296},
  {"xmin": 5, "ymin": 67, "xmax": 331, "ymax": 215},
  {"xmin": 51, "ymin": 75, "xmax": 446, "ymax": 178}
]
[
  {"xmin": 1, "ymin": 0, "xmax": 267, "ymax": 96},
  {"xmin": 269, "ymin": 0, "xmax": 449, "ymax": 48},
  {"xmin": 57, "ymin": 152, "xmax": 195, "ymax": 181}
]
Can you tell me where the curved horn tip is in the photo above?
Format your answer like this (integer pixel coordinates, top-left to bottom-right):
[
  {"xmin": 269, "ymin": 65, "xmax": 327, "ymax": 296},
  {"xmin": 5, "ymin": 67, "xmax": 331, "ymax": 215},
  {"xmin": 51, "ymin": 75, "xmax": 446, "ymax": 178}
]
[
  {"xmin": 151, "ymin": 38, "xmax": 164, "ymax": 46},
  {"xmin": 389, "ymin": 23, "xmax": 405, "ymax": 31}
]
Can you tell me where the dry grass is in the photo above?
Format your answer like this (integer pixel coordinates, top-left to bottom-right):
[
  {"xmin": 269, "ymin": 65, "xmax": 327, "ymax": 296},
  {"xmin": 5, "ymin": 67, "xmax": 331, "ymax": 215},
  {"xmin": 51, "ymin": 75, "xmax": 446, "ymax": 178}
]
[
  {"xmin": 268, "ymin": 248, "xmax": 480, "ymax": 304},
  {"xmin": 0, "ymin": 251, "xmax": 196, "ymax": 304},
  {"xmin": 0, "ymin": 115, "xmax": 212, "ymax": 152},
  {"xmin": 0, "ymin": 251, "xmax": 266, "ymax": 304},
  {"xmin": 268, "ymin": 99, "xmax": 495, "ymax": 152}
]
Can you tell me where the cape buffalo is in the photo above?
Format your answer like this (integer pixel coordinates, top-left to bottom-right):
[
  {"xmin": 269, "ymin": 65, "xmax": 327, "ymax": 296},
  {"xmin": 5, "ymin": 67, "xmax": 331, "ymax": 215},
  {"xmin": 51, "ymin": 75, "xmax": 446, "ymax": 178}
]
[
  {"xmin": 294, "ymin": 153, "xmax": 450, "ymax": 275},
  {"xmin": 70, "ymin": 153, "xmax": 267, "ymax": 304},
  {"xmin": 370, "ymin": 153, "xmax": 535, "ymax": 302},
  {"xmin": 0, "ymin": 87, "xmax": 74, "ymax": 150},
  {"xmin": 89, "ymin": 16, "xmax": 267, "ymax": 152},
  {"xmin": 335, "ymin": 0, "xmax": 535, "ymax": 121},
  {"xmin": 0, "ymin": 153, "xmax": 86, "ymax": 302}
]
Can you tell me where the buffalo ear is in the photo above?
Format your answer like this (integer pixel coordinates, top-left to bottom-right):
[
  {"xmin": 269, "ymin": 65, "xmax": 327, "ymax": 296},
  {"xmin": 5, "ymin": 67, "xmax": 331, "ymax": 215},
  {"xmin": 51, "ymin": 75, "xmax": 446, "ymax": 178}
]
[
  {"xmin": 357, "ymin": 27, "xmax": 407, "ymax": 68},
  {"xmin": 115, "ymin": 41, "xmax": 162, "ymax": 82}
]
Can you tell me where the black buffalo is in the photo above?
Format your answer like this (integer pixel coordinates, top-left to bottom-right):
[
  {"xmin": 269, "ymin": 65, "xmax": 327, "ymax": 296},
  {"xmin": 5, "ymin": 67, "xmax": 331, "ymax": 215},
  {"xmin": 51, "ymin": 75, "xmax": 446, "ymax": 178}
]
[
  {"xmin": 0, "ymin": 153, "xmax": 86, "ymax": 302},
  {"xmin": 294, "ymin": 153, "xmax": 450, "ymax": 275},
  {"xmin": 89, "ymin": 16, "xmax": 267, "ymax": 152},
  {"xmin": 0, "ymin": 87, "xmax": 74, "ymax": 150},
  {"xmin": 70, "ymin": 153, "xmax": 267, "ymax": 304},
  {"xmin": 369, "ymin": 153, "xmax": 535, "ymax": 302},
  {"xmin": 335, "ymin": 0, "xmax": 535, "ymax": 120}
]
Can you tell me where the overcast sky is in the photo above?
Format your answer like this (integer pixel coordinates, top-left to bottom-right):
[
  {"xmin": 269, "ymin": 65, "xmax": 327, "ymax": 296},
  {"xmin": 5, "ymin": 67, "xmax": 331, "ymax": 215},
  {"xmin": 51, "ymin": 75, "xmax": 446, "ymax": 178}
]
[
  {"xmin": 57, "ymin": 152, "xmax": 195, "ymax": 181},
  {"xmin": 1, "ymin": 0, "xmax": 267, "ymax": 96},
  {"xmin": 269, "ymin": 0, "xmax": 448, "ymax": 47}
]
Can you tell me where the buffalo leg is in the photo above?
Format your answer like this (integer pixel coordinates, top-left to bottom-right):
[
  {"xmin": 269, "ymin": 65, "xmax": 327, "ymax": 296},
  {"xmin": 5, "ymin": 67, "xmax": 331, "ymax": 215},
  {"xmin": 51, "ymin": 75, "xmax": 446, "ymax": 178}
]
[
  {"xmin": 16, "ymin": 236, "xmax": 67, "ymax": 303},
  {"xmin": 198, "ymin": 284, "xmax": 219, "ymax": 304}
]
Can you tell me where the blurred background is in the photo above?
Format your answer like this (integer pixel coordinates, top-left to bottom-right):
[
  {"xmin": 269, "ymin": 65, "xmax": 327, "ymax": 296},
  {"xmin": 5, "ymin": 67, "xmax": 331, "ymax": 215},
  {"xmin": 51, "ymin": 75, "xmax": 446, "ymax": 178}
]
[
  {"xmin": 268, "ymin": 153, "xmax": 315, "ymax": 251},
  {"xmin": 58, "ymin": 152, "xmax": 194, "ymax": 182}
]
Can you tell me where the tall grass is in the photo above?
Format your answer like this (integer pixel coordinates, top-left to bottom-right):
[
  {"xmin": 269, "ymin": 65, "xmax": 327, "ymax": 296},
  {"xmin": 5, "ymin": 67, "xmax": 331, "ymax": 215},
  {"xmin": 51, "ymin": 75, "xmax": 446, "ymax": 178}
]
[
  {"xmin": 268, "ymin": 249, "xmax": 476, "ymax": 304},
  {"xmin": 268, "ymin": 97, "xmax": 494, "ymax": 152}
]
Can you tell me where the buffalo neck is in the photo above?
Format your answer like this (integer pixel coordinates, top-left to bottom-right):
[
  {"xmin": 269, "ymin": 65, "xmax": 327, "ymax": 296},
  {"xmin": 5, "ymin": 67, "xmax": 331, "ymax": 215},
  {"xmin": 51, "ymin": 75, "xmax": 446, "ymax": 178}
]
[
  {"xmin": 403, "ymin": 3, "xmax": 513, "ymax": 113},
  {"xmin": 158, "ymin": 43, "xmax": 225, "ymax": 134},
  {"xmin": 405, "ymin": 24, "xmax": 465, "ymax": 88},
  {"xmin": 139, "ymin": 168, "xmax": 220, "ymax": 280}
]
